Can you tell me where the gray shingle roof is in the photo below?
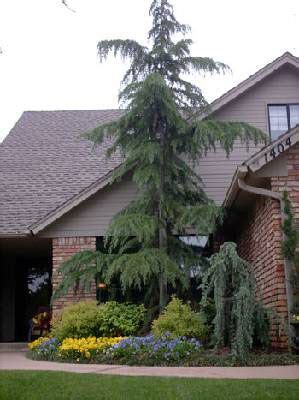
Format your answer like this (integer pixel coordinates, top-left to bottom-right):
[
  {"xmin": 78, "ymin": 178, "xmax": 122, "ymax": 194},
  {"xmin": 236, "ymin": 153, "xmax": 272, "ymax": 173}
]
[{"xmin": 0, "ymin": 110, "xmax": 123, "ymax": 235}]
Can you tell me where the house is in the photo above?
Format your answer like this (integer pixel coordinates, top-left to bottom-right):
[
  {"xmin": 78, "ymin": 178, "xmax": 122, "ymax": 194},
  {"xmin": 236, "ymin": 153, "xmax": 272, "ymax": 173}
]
[{"xmin": 1, "ymin": 52, "xmax": 299, "ymax": 346}]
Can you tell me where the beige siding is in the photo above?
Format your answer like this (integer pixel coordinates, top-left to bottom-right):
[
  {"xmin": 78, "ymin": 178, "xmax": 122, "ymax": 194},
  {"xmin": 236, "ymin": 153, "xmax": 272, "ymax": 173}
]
[
  {"xmin": 40, "ymin": 64, "xmax": 299, "ymax": 236},
  {"xmin": 197, "ymin": 65, "xmax": 299, "ymax": 204},
  {"xmin": 39, "ymin": 177, "xmax": 138, "ymax": 238}
]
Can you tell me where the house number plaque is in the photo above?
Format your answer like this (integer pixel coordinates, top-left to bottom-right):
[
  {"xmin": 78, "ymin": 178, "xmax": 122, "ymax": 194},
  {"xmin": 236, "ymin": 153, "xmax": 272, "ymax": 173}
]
[{"xmin": 264, "ymin": 137, "xmax": 291, "ymax": 163}]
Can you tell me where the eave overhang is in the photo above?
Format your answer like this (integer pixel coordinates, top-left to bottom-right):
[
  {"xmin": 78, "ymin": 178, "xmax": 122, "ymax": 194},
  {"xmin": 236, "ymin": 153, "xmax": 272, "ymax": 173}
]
[{"xmin": 224, "ymin": 124, "xmax": 299, "ymax": 208}]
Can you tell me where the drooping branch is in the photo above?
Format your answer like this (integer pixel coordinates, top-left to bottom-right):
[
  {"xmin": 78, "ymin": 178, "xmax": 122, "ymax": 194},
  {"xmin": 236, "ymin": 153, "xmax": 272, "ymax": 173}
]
[
  {"xmin": 201, "ymin": 242, "xmax": 270, "ymax": 363},
  {"xmin": 61, "ymin": 0, "xmax": 76, "ymax": 13}
]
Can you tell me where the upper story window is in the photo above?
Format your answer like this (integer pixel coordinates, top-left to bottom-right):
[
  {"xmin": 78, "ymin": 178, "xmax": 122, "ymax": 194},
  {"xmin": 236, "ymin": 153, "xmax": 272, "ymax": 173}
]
[{"xmin": 268, "ymin": 104, "xmax": 299, "ymax": 140}]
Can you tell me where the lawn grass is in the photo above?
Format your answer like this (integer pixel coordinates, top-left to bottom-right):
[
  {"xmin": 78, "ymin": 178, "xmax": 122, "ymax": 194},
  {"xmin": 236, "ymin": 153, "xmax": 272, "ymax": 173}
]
[{"xmin": 0, "ymin": 371, "xmax": 299, "ymax": 400}]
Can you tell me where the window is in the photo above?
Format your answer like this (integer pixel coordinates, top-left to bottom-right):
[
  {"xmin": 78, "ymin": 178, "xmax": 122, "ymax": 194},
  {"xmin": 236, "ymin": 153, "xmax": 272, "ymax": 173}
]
[
  {"xmin": 290, "ymin": 105, "xmax": 299, "ymax": 128},
  {"xmin": 268, "ymin": 104, "xmax": 299, "ymax": 140},
  {"xmin": 179, "ymin": 235, "xmax": 208, "ymax": 277}
]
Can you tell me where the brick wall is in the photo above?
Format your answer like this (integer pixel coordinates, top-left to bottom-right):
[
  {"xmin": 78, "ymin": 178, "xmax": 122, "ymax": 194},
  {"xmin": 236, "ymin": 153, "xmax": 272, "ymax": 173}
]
[
  {"xmin": 272, "ymin": 143, "xmax": 299, "ymax": 214},
  {"xmin": 237, "ymin": 197, "xmax": 288, "ymax": 348},
  {"xmin": 236, "ymin": 143, "xmax": 299, "ymax": 348},
  {"xmin": 52, "ymin": 237, "xmax": 97, "ymax": 313}
]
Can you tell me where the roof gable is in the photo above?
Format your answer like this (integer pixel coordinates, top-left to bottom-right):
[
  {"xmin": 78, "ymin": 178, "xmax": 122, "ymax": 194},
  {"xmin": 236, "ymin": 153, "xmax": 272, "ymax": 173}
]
[
  {"xmin": 209, "ymin": 52, "xmax": 299, "ymax": 115},
  {"xmin": 1, "ymin": 53, "xmax": 299, "ymax": 236},
  {"xmin": 244, "ymin": 125, "xmax": 299, "ymax": 173},
  {"xmin": 0, "ymin": 110, "xmax": 123, "ymax": 236},
  {"xmin": 224, "ymin": 124, "xmax": 299, "ymax": 208}
]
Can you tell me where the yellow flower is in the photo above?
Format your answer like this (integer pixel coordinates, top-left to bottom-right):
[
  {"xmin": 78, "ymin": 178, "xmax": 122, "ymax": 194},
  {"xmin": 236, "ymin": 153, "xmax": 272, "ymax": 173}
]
[
  {"xmin": 28, "ymin": 337, "xmax": 50, "ymax": 350},
  {"xmin": 58, "ymin": 336, "xmax": 124, "ymax": 359}
]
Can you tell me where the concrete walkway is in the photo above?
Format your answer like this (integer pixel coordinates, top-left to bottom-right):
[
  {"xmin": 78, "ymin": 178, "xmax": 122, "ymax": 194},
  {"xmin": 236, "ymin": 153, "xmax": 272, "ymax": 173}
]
[{"xmin": 0, "ymin": 351, "xmax": 299, "ymax": 379}]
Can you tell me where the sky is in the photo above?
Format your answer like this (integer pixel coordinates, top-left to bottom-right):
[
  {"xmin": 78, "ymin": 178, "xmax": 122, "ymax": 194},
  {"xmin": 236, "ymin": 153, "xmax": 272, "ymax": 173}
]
[{"xmin": 0, "ymin": 0, "xmax": 298, "ymax": 142}]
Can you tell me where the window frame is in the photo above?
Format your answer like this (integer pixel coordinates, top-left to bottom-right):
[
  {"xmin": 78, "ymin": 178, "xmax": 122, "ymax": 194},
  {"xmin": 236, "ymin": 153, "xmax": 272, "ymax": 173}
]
[{"xmin": 267, "ymin": 103, "xmax": 299, "ymax": 140}]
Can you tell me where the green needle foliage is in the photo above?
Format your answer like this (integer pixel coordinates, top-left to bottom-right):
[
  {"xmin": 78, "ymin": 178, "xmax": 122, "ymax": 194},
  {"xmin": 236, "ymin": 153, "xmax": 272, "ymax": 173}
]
[
  {"xmin": 201, "ymin": 242, "xmax": 270, "ymax": 363},
  {"xmin": 54, "ymin": 0, "xmax": 266, "ymax": 311}
]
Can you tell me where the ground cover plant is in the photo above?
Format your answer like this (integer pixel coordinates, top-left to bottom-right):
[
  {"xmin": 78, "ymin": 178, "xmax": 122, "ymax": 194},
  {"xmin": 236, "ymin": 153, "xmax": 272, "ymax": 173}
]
[
  {"xmin": 27, "ymin": 335, "xmax": 299, "ymax": 367},
  {"xmin": 1, "ymin": 371, "xmax": 299, "ymax": 400}
]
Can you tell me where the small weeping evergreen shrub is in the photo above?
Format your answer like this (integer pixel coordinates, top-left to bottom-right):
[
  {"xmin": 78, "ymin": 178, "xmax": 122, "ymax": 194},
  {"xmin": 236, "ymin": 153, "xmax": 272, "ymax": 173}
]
[{"xmin": 201, "ymin": 242, "xmax": 270, "ymax": 364}]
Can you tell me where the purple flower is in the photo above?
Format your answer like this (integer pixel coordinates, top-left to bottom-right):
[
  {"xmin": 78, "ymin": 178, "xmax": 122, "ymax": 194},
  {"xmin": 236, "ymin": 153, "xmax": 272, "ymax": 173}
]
[{"xmin": 110, "ymin": 334, "xmax": 201, "ymax": 361}]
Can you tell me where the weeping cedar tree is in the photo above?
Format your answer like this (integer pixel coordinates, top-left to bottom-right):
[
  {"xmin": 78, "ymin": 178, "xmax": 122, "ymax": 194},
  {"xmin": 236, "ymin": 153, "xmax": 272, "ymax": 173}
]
[
  {"xmin": 53, "ymin": 0, "xmax": 266, "ymax": 311},
  {"xmin": 201, "ymin": 242, "xmax": 270, "ymax": 363}
]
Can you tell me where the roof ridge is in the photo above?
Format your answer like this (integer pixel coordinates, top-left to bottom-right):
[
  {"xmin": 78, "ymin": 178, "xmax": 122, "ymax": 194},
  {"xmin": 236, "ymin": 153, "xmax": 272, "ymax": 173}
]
[
  {"xmin": 209, "ymin": 51, "xmax": 299, "ymax": 114},
  {"xmin": 23, "ymin": 109, "xmax": 124, "ymax": 113}
]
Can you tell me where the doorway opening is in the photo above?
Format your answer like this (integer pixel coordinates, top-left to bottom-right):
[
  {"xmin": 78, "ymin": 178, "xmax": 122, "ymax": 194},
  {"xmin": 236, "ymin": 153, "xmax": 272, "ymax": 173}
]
[
  {"xmin": 15, "ymin": 258, "xmax": 52, "ymax": 342},
  {"xmin": 0, "ymin": 238, "xmax": 52, "ymax": 343}
]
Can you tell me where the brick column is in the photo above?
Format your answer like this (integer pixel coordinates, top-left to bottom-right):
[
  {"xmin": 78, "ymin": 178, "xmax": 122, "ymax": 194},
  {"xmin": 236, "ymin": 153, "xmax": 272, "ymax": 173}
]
[
  {"xmin": 237, "ymin": 197, "xmax": 288, "ymax": 349},
  {"xmin": 52, "ymin": 237, "xmax": 97, "ymax": 313}
]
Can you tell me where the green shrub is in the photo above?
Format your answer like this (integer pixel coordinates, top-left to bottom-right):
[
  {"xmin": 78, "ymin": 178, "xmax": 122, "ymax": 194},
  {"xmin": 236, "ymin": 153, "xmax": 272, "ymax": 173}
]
[
  {"xmin": 51, "ymin": 301, "xmax": 145, "ymax": 340},
  {"xmin": 96, "ymin": 302, "xmax": 145, "ymax": 337},
  {"xmin": 51, "ymin": 301, "xmax": 101, "ymax": 341},
  {"xmin": 152, "ymin": 296, "xmax": 207, "ymax": 339}
]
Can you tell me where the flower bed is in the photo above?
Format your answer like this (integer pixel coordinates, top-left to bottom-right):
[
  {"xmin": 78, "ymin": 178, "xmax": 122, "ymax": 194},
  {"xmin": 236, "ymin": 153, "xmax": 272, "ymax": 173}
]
[
  {"xmin": 28, "ymin": 336, "xmax": 124, "ymax": 362},
  {"xmin": 29, "ymin": 337, "xmax": 60, "ymax": 361},
  {"xmin": 59, "ymin": 337, "xmax": 124, "ymax": 361},
  {"xmin": 27, "ymin": 335, "xmax": 299, "ymax": 366},
  {"xmin": 28, "ymin": 334, "xmax": 201, "ymax": 364},
  {"xmin": 104, "ymin": 334, "xmax": 202, "ymax": 364}
]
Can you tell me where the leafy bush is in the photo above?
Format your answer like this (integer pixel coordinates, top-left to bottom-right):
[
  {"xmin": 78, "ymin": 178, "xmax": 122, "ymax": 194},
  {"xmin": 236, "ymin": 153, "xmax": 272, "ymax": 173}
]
[
  {"xmin": 152, "ymin": 296, "xmax": 207, "ymax": 339},
  {"xmin": 51, "ymin": 301, "xmax": 145, "ymax": 340},
  {"xmin": 51, "ymin": 301, "xmax": 101, "ymax": 340},
  {"xmin": 97, "ymin": 302, "xmax": 145, "ymax": 337}
]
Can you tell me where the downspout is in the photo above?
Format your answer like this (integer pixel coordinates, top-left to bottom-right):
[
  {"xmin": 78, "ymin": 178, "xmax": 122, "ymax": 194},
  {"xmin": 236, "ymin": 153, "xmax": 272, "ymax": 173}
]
[{"xmin": 237, "ymin": 178, "xmax": 294, "ymax": 344}]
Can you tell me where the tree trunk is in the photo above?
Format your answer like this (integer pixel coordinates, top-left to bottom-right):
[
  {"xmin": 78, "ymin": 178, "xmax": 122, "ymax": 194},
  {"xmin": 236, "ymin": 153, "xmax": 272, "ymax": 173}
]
[
  {"xmin": 158, "ymin": 122, "xmax": 168, "ymax": 313},
  {"xmin": 159, "ymin": 227, "xmax": 168, "ymax": 311}
]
